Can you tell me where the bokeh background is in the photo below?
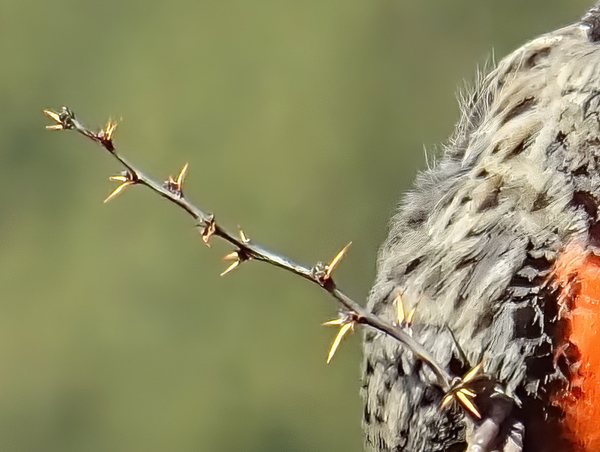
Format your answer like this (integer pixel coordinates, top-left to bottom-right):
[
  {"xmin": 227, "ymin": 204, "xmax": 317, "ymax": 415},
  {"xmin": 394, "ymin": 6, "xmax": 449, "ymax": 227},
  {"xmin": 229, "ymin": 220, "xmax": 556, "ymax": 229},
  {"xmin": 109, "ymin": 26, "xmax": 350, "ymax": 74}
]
[{"xmin": 0, "ymin": 1, "xmax": 592, "ymax": 451}]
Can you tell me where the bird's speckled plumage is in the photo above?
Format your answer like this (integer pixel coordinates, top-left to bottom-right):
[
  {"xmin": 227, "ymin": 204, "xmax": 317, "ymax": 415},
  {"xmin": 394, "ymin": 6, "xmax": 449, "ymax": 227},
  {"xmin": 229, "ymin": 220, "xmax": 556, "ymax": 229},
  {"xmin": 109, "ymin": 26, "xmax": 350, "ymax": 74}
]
[{"xmin": 362, "ymin": 4, "xmax": 600, "ymax": 451}]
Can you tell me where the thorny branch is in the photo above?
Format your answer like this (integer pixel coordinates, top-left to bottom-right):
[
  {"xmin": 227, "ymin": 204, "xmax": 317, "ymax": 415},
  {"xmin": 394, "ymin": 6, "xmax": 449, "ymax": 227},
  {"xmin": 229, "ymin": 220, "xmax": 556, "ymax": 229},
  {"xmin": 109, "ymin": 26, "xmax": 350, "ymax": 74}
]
[{"xmin": 44, "ymin": 106, "xmax": 458, "ymax": 393}]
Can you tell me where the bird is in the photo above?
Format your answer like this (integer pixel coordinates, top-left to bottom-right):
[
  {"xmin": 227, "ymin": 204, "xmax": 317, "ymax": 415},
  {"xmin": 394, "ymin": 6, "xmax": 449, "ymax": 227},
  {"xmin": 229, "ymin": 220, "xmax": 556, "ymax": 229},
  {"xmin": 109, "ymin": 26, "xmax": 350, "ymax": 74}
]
[{"xmin": 362, "ymin": 3, "xmax": 600, "ymax": 451}]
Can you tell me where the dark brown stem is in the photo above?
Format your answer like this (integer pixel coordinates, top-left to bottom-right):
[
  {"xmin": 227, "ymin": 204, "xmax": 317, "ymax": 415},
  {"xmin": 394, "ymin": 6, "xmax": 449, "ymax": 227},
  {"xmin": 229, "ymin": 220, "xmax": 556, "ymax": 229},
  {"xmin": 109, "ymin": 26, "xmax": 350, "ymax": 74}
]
[{"xmin": 44, "ymin": 106, "xmax": 453, "ymax": 391}]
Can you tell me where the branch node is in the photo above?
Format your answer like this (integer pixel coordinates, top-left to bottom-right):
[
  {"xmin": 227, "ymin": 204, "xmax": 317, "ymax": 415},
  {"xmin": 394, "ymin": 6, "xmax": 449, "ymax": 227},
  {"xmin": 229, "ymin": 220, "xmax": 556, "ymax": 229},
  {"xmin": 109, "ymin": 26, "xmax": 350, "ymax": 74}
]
[
  {"xmin": 165, "ymin": 163, "xmax": 188, "ymax": 197},
  {"xmin": 440, "ymin": 362, "xmax": 484, "ymax": 419},
  {"xmin": 44, "ymin": 107, "xmax": 76, "ymax": 130},
  {"xmin": 312, "ymin": 262, "xmax": 329, "ymax": 286},
  {"xmin": 220, "ymin": 248, "xmax": 251, "ymax": 276},
  {"xmin": 323, "ymin": 310, "xmax": 359, "ymax": 363},
  {"xmin": 97, "ymin": 119, "xmax": 118, "ymax": 152},
  {"xmin": 198, "ymin": 215, "xmax": 216, "ymax": 246},
  {"xmin": 105, "ymin": 170, "xmax": 137, "ymax": 203},
  {"xmin": 312, "ymin": 242, "xmax": 352, "ymax": 288}
]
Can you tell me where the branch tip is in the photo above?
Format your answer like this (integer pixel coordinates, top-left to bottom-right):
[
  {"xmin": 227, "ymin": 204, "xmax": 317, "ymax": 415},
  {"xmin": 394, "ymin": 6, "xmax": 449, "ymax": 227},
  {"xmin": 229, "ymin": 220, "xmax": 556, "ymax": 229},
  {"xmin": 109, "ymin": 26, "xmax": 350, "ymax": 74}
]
[
  {"xmin": 44, "ymin": 107, "xmax": 75, "ymax": 131},
  {"xmin": 44, "ymin": 110, "xmax": 63, "ymax": 130}
]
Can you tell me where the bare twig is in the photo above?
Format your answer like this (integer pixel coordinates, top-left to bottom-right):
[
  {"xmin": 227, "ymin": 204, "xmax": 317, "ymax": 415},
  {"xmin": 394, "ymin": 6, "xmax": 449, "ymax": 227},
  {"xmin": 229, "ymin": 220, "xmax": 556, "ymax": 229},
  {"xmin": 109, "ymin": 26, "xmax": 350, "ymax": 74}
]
[{"xmin": 44, "ymin": 106, "xmax": 453, "ymax": 391}]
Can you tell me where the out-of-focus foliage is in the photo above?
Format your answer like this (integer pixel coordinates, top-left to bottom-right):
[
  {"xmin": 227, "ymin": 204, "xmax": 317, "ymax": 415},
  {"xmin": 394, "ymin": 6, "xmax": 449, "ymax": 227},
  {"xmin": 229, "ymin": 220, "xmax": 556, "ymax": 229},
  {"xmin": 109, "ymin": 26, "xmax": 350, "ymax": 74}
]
[{"xmin": 0, "ymin": 1, "xmax": 589, "ymax": 451}]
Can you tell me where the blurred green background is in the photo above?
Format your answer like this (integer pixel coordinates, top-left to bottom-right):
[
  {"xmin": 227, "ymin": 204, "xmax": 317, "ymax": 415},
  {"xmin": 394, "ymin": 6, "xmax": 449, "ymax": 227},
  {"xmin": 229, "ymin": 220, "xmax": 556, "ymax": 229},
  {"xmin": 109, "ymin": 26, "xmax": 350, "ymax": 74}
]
[{"xmin": 0, "ymin": 1, "xmax": 591, "ymax": 451}]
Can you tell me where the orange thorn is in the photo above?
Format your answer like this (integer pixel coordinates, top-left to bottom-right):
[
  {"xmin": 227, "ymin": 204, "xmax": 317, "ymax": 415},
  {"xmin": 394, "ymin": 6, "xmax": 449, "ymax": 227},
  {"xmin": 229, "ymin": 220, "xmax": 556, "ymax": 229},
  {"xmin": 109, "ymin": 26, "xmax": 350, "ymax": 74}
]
[
  {"xmin": 440, "ymin": 392, "xmax": 454, "ymax": 409},
  {"xmin": 459, "ymin": 388, "xmax": 476, "ymax": 398},
  {"xmin": 456, "ymin": 389, "xmax": 481, "ymax": 419},
  {"xmin": 325, "ymin": 242, "xmax": 352, "ymax": 279},
  {"xmin": 394, "ymin": 291, "xmax": 405, "ymax": 324},
  {"xmin": 44, "ymin": 109, "xmax": 63, "ymax": 129},
  {"xmin": 463, "ymin": 362, "xmax": 484, "ymax": 384},
  {"xmin": 220, "ymin": 260, "xmax": 240, "ymax": 276},
  {"xmin": 326, "ymin": 322, "xmax": 354, "ymax": 364},
  {"xmin": 109, "ymin": 175, "xmax": 129, "ymax": 182},
  {"xmin": 101, "ymin": 120, "xmax": 118, "ymax": 141},
  {"xmin": 104, "ymin": 181, "xmax": 133, "ymax": 203},
  {"xmin": 176, "ymin": 163, "xmax": 188, "ymax": 189},
  {"xmin": 223, "ymin": 251, "xmax": 239, "ymax": 261}
]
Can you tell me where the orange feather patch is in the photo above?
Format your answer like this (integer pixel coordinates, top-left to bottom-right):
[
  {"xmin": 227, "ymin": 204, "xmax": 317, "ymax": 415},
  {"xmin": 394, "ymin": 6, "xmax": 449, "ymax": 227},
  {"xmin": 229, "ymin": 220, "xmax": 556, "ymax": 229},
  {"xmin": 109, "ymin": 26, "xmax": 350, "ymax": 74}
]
[{"xmin": 552, "ymin": 243, "xmax": 600, "ymax": 451}]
